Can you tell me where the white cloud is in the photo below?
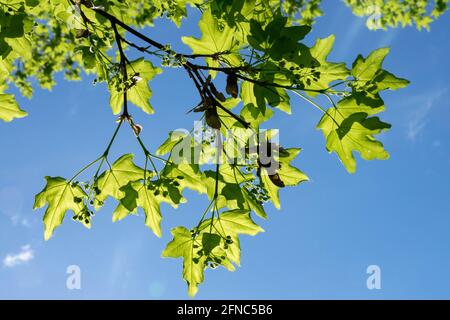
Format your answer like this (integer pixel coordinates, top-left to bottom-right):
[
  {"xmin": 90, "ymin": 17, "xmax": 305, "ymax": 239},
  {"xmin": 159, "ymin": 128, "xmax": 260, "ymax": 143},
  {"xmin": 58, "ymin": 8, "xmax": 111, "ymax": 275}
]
[
  {"xmin": 11, "ymin": 215, "xmax": 31, "ymax": 227},
  {"xmin": 407, "ymin": 101, "xmax": 432, "ymax": 141},
  {"xmin": 3, "ymin": 245, "xmax": 34, "ymax": 268},
  {"xmin": 406, "ymin": 89, "xmax": 448, "ymax": 142}
]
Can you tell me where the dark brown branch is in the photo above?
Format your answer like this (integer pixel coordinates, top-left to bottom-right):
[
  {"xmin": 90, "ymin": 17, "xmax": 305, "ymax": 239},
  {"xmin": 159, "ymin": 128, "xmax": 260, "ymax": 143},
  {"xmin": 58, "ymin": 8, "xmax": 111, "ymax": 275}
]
[
  {"xmin": 188, "ymin": 66, "xmax": 250, "ymax": 129},
  {"xmin": 92, "ymin": 7, "xmax": 167, "ymax": 51},
  {"xmin": 185, "ymin": 61, "xmax": 251, "ymax": 73},
  {"xmin": 234, "ymin": 73, "xmax": 326, "ymax": 93},
  {"xmin": 184, "ymin": 66, "xmax": 205, "ymax": 99},
  {"xmin": 183, "ymin": 51, "xmax": 231, "ymax": 59},
  {"xmin": 88, "ymin": 5, "xmax": 334, "ymax": 129},
  {"xmin": 87, "ymin": 4, "xmax": 336, "ymax": 97}
]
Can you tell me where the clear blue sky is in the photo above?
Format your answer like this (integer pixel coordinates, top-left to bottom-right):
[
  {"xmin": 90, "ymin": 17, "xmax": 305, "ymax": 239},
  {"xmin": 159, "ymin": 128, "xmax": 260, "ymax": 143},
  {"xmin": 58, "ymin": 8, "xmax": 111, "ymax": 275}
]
[{"xmin": 1, "ymin": 2, "xmax": 450, "ymax": 299}]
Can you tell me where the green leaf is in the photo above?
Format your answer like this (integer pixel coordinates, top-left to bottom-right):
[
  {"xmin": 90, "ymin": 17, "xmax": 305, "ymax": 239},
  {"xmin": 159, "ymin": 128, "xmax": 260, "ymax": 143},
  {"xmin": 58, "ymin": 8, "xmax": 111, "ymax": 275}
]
[
  {"xmin": 206, "ymin": 209, "xmax": 264, "ymax": 236},
  {"xmin": 278, "ymin": 148, "xmax": 309, "ymax": 186},
  {"xmin": 315, "ymin": 48, "xmax": 408, "ymax": 173},
  {"xmin": 156, "ymin": 131, "xmax": 189, "ymax": 156},
  {"xmin": 306, "ymin": 35, "xmax": 349, "ymax": 94},
  {"xmin": 260, "ymin": 148, "xmax": 308, "ymax": 208},
  {"xmin": 219, "ymin": 163, "xmax": 253, "ymax": 184},
  {"xmin": 109, "ymin": 58, "xmax": 161, "ymax": 115},
  {"xmin": 4, "ymin": 37, "xmax": 32, "ymax": 60},
  {"xmin": 202, "ymin": 232, "xmax": 222, "ymax": 255},
  {"xmin": 163, "ymin": 210, "xmax": 263, "ymax": 296},
  {"xmin": 351, "ymin": 48, "xmax": 409, "ymax": 94},
  {"xmin": 242, "ymin": 188, "xmax": 267, "ymax": 219},
  {"xmin": 317, "ymin": 97, "xmax": 391, "ymax": 173},
  {"xmin": 162, "ymin": 227, "xmax": 206, "ymax": 297},
  {"xmin": 136, "ymin": 184, "xmax": 163, "ymax": 237},
  {"xmin": 0, "ymin": 94, "xmax": 27, "ymax": 122},
  {"xmin": 94, "ymin": 154, "xmax": 147, "ymax": 207},
  {"xmin": 240, "ymin": 81, "xmax": 274, "ymax": 126},
  {"xmin": 199, "ymin": 209, "xmax": 264, "ymax": 265},
  {"xmin": 216, "ymin": 98, "xmax": 242, "ymax": 129},
  {"xmin": 112, "ymin": 180, "xmax": 164, "ymax": 237},
  {"xmin": 261, "ymin": 172, "xmax": 280, "ymax": 209},
  {"xmin": 248, "ymin": 15, "xmax": 311, "ymax": 60},
  {"xmin": 34, "ymin": 177, "xmax": 88, "ymax": 240},
  {"xmin": 203, "ymin": 171, "xmax": 244, "ymax": 210},
  {"xmin": 344, "ymin": 0, "xmax": 447, "ymax": 30},
  {"xmin": 182, "ymin": 10, "xmax": 241, "ymax": 77},
  {"xmin": 161, "ymin": 163, "xmax": 207, "ymax": 195},
  {"xmin": 118, "ymin": 182, "xmax": 139, "ymax": 212}
]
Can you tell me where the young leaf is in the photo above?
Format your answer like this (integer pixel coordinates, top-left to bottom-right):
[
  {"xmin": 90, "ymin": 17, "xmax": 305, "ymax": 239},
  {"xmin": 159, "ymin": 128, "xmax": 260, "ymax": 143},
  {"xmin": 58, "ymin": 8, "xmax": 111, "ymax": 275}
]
[
  {"xmin": 109, "ymin": 58, "xmax": 162, "ymax": 115},
  {"xmin": 205, "ymin": 209, "xmax": 264, "ymax": 236},
  {"xmin": 162, "ymin": 227, "xmax": 206, "ymax": 297},
  {"xmin": 351, "ymin": 48, "xmax": 409, "ymax": 94},
  {"xmin": 240, "ymin": 81, "xmax": 274, "ymax": 126},
  {"xmin": 277, "ymin": 148, "xmax": 309, "ymax": 186},
  {"xmin": 112, "ymin": 182, "xmax": 160, "ymax": 237},
  {"xmin": 156, "ymin": 131, "xmax": 189, "ymax": 156},
  {"xmin": 306, "ymin": 35, "xmax": 349, "ymax": 94},
  {"xmin": 34, "ymin": 177, "xmax": 88, "ymax": 240},
  {"xmin": 199, "ymin": 209, "xmax": 264, "ymax": 265},
  {"xmin": 317, "ymin": 105, "xmax": 391, "ymax": 173},
  {"xmin": 94, "ymin": 154, "xmax": 147, "ymax": 207},
  {"xmin": 202, "ymin": 233, "xmax": 222, "ymax": 256},
  {"xmin": 182, "ymin": 10, "xmax": 241, "ymax": 77},
  {"xmin": 260, "ymin": 148, "xmax": 309, "ymax": 208},
  {"xmin": 242, "ymin": 188, "xmax": 268, "ymax": 219},
  {"xmin": 161, "ymin": 163, "xmax": 207, "ymax": 195}
]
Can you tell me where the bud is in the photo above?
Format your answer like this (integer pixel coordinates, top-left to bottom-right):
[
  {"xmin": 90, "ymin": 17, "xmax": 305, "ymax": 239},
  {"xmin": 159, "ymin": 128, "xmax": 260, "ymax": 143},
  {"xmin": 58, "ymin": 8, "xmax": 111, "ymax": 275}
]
[
  {"xmin": 131, "ymin": 73, "xmax": 142, "ymax": 83},
  {"xmin": 132, "ymin": 123, "xmax": 143, "ymax": 137}
]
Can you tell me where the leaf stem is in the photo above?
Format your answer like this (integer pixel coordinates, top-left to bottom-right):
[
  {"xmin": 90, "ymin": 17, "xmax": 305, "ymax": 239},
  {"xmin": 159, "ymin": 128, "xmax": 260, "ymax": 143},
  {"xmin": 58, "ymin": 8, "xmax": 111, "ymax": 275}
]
[
  {"xmin": 194, "ymin": 198, "xmax": 215, "ymax": 234},
  {"xmin": 69, "ymin": 156, "xmax": 103, "ymax": 183},
  {"xmin": 292, "ymin": 90, "xmax": 328, "ymax": 114},
  {"xmin": 103, "ymin": 120, "xmax": 123, "ymax": 157},
  {"xmin": 293, "ymin": 91, "xmax": 342, "ymax": 128}
]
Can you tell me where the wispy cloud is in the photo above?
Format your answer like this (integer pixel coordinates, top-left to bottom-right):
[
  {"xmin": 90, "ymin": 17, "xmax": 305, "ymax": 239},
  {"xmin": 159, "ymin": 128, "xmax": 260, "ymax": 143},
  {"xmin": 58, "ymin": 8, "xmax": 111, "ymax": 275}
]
[
  {"xmin": 0, "ymin": 187, "xmax": 32, "ymax": 227},
  {"xmin": 3, "ymin": 245, "xmax": 34, "ymax": 268},
  {"xmin": 11, "ymin": 215, "xmax": 31, "ymax": 227},
  {"xmin": 407, "ymin": 101, "xmax": 432, "ymax": 141},
  {"xmin": 378, "ymin": 29, "xmax": 399, "ymax": 48},
  {"xmin": 406, "ymin": 89, "xmax": 447, "ymax": 142},
  {"xmin": 336, "ymin": 19, "xmax": 365, "ymax": 58}
]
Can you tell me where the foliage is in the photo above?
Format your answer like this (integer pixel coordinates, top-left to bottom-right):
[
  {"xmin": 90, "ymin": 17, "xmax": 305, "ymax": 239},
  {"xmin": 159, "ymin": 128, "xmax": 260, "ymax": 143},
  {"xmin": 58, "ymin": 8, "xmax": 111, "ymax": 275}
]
[
  {"xmin": 1, "ymin": 0, "xmax": 444, "ymax": 296},
  {"xmin": 345, "ymin": 0, "xmax": 449, "ymax": 30}
]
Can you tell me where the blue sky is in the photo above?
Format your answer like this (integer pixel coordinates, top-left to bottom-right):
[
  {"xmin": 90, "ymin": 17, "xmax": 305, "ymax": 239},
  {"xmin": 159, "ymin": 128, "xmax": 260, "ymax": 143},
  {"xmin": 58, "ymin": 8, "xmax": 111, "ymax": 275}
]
[{"xmin": 1, "ymin": 2, "xmax": 450, "ymax": 299}]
